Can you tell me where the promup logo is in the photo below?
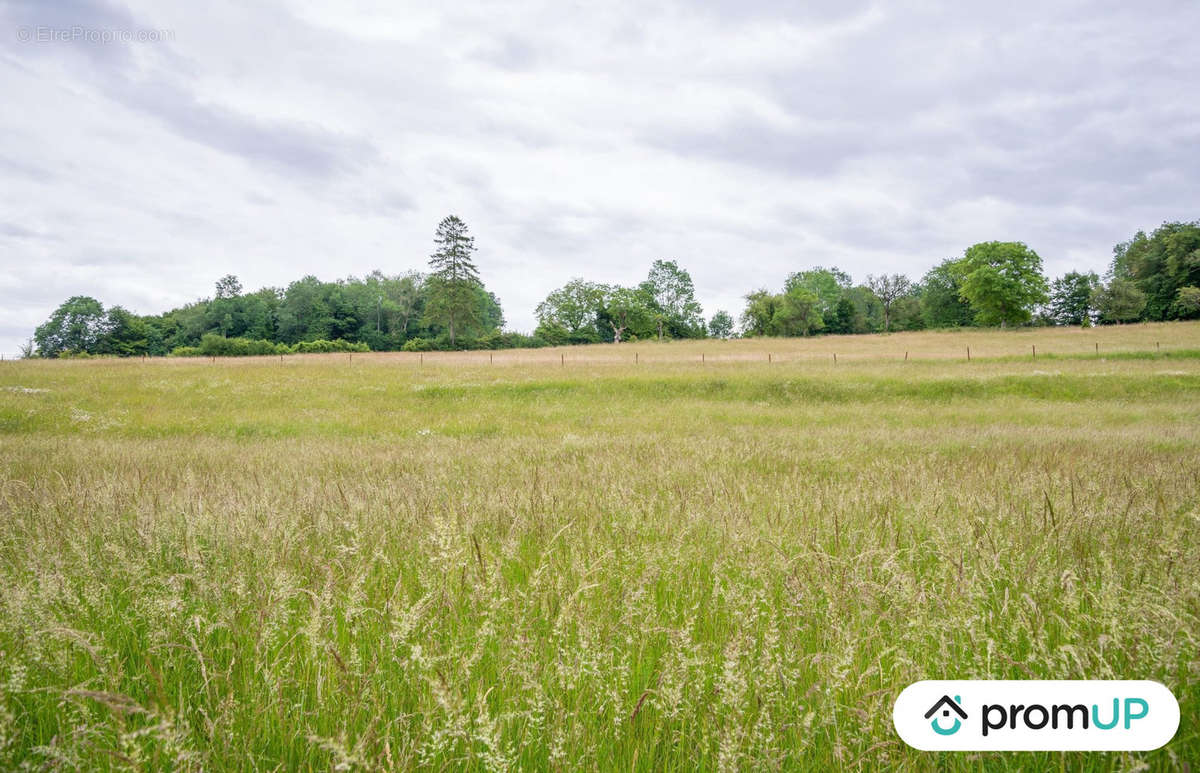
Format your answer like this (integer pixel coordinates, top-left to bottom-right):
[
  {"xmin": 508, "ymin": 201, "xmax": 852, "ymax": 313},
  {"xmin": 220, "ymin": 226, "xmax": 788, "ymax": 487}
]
[
  {"xmin": 894, "ymin": 680, "xmax": 1179, "ymax": 751},
  {"xmin": 924, "ymin": 695, "xmax": 967, "ymax": 735}
]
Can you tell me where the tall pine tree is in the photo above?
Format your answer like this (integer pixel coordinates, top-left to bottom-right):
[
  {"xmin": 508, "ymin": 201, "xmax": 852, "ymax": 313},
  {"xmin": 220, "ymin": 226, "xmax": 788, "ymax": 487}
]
[{"xmin": 425, "ymin": 215, "xmax": 482, "ymax": 346}]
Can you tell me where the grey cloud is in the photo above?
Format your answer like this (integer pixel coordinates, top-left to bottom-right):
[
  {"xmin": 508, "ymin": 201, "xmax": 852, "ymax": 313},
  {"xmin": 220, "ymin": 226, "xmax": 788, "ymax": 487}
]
[
  {"xmin": 0, "ymin": 221, "xmax": 53, "ymax": 240},
  {"xmin": 470, "ymin": 35, "xmax": 540, "ymax": 71},
  {"xmin": 112, "ymin": 77, "xmax": 377, "ymax": 179},
  {"xmin": 4, "ymin": 0, "xmax": 377, "ymax": 179},
  {"xmin": 648, "ymin": 118, "xmax": 868, "ymax": 177}
]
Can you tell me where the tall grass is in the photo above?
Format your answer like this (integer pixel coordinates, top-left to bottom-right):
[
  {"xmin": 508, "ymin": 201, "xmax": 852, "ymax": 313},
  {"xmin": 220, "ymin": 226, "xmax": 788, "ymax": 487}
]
[{"xmin": 1, "ymin": 323, "xmax": 1198, "ymax": 770}]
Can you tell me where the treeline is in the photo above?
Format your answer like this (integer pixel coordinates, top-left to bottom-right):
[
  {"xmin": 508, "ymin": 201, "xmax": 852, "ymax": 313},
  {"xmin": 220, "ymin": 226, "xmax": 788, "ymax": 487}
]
[
  {"xmin": 29, "ymin": 217, "xmax": 1200, "ymax": 358},
  {"xmin": 535, "ymin": 221, "xmax": 1200, "ymax": 342},
  {"xmin": 32, "ymin": 216, "xmax": 523, "ymax": 358}
]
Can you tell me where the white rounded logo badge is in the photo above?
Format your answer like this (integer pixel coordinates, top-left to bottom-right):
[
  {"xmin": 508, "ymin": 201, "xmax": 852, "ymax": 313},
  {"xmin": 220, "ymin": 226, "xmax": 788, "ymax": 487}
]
[{"xmin": 893, "ymin": 680, "xmax": 1179, "ymax": 751}]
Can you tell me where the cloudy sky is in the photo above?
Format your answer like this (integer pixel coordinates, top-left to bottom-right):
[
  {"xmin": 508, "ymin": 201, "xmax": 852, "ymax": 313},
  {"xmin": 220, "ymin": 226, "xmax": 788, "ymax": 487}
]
[{"xmin": 2, "ymin": 0, "xmax": 1198, "ymax": 353}]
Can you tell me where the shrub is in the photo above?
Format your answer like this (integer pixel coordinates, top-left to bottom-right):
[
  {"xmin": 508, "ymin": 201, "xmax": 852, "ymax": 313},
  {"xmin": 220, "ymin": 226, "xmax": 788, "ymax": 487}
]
[
  {"xmin": 197, "ymin": 334, "xmax": 290, "ymax": 357},
  {"xmin": 292, "ymin": 339, "xmax": 369, "ymax": 354},
  {"xmin": 401, "ymin": 338, "xmax": 435, "ymax": 352}
]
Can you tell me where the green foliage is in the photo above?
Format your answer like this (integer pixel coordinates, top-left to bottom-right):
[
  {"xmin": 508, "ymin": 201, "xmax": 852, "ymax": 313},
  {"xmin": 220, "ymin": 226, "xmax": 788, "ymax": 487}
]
[
  {"xmin": 425, "ymin": 215, "xmax": 485, "ymax": 346},
  {"xmin": 1049, "ymin": 271, "xmax": 1100, "ymax": 325},
  {"xmin": 775, "ymin": 285, "xmax": 824, "ymax": 336},
  {"xmin": 825, "ymin": 297, "xmax": 857, "ymax": 334},
  {"xmin": 919, "ymin": 259, "xmax": 975, "ymax": 328},
  {"xmin": 197, "ymin": 334, "xmax": 291, "ymax": 357},
  {"xmin": 955, "ymin": 241, "xmax": 1050, "ymax": 326},
  {"xmin": 601, "ymin": 286, "xmax": 653, "ymax": 342},
  {"xmin": 291, "ymin": 339, "xmax": 370, "ymax": 354},
  {"xmin": 865, "ymin": 273, "xmax": 913, "ymax": 332},
  {"xmin": 401, "ymin": 337, "xmax": 435, "ymax": 352},
  {"xmin": 707, "ymin": 310, "xmax": 735, "ymax": 339},
  {"xmin": 33, "ymin": 296, "xmax": 107, "ymax": 357},
  {"xmin": 740, "ymin": 289, "xmax": 780, "ymax": 337},
  {"xmin": 1174, "ymin": 286, "xmax": 1200, "ymax": 319},
  {"xmin": 639, "ymin": 259, "xmax": 705, "ymax": 339},
  {"xmin": 214, "ymin": 274, "xmax": 243, "ymax": 299},
  {"xmin": 535, "ymin": 279, "xmax": 608, "ymax": 341},
  {"xmin": 841, "ymin": 286, "xmax": 884, "ymax": 334},
  {"xmin": 96, "ymin": 306, "xmax": 151, "ymax": 356},
  {"xmin": 1093, "ymin": 278, "xmax": 1148, "ymax": 324},
  {"xmin": 784, "ymin": 266, "xmax": 850, "ymax": 320},
  {"xmin": 1110, "ymin": 221, "xmax": 1200, "ymax": 320},
  {"xmin": 29, "ymin": 217, "xmax": 1200, "ymax": 359}
]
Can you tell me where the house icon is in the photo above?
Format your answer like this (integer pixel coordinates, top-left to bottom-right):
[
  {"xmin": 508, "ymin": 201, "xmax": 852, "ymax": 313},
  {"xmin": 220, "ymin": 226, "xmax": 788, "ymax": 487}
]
[{"xmin": 924, "ymin": 695, "xmax": 967, "ymax": 735}]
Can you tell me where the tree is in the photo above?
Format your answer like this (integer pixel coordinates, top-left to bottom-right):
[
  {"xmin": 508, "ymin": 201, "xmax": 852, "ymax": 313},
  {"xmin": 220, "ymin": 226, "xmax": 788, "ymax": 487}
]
[
  {"xmin": 1048, "ymin": 271, "xmax": 1100, "ymax": 325},
  {"xmin": 1092, "ymin": 279, "xmax": 1147, "ymax": 324},
  {"xmin": 955, "ymin": 242, "xmax": 1049, "ymax": 327},
  {"xmin": 919, "ymin": 259, "xmax": 975, "ymax": 328},
  {"xmin": 865, "ymin": 274, "xmax": 912, "ymax": 332},
  {"xmin": 98, "ymin": 306, "xmax": 150, "ymax": 356},
  {"xmin": 1109, "ymin": 221, "xmax": 1200, "ymax": 320},
  {"xmin": 277, "ymin": 276, "xmax": 333, "ymax": 343},
  {"xmin": 378, "ymin": 272, "xmax": 423, "ymax": 341},
  {"xmin": 825, "ymin": 297, "xmax": 856, "ymax": 334},
  {"xmin": 34, "ymin": 296, "xmax": 107, "ymax": 356},
  {"xmin": 774, "ymin": 285, "xmax": 824, "ymax": 336},
  {"xmin": 707, "ymin": 310, "xmax": 734, "ymax": 339},
  {"xmin": 425, "ymin": 215, "xmax": 483, "ymax": 347},
  {"xmin": 535, "ymin": 279, "xmax": 608, "ymax": 341},
  {"xmin": 638, "ymin": 259, "xmax": 704, "ymax": 339},
  {"xmin": 740, "ymin": 290, "xmax": 781, "ymax": 337},
  {"xmin": 602, "ymin": 286, "xmax": 652, "ymax": 343},
  {"xmin": 784, "ymin": 267, "xmax": 850, "ymax": 320},
  {"xmin": 215, "ymin": 275, "xmax": 243, "ymax": 299},
  {"xmin": 1174, "ymin": 286, "xmax": 1200, "ymax": 319}
]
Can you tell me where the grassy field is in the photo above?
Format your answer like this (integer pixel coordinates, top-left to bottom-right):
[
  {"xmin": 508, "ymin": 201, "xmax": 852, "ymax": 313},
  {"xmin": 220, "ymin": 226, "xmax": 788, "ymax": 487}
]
[{"xmin": 1, "ymin": 322, "xmax": 1199, "ymax": 771}]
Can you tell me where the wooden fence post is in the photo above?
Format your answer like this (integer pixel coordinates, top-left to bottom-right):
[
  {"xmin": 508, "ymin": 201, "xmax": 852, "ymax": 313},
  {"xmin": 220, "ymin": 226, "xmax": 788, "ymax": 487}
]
[
  {"xmin": 966, "ymin": 347, "xmax": 970, "ymax": 361},
  {"xmin": 1032, "ymin": 344, "xmax": 1036, "ymax": 359},
  {"xmin": 833, "ymin": 352, "xmax": 837, "ymax": 364},
  {"xmin": 904, "ymin": 351, "xmax": 908, "ymax": 361}
]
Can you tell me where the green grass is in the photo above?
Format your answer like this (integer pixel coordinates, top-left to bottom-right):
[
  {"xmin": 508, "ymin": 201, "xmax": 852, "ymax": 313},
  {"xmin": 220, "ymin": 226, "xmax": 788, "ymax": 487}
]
[{"xmin": 1, "ymin": 327, "xmax": 1199, "ymax": 770}]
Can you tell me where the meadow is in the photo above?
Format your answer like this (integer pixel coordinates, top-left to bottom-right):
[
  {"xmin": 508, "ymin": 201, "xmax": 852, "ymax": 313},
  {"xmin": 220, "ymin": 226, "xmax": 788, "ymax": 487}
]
[{"xmin": 1, "ymin": 322, "xmax": 1198, "ymax": 770}]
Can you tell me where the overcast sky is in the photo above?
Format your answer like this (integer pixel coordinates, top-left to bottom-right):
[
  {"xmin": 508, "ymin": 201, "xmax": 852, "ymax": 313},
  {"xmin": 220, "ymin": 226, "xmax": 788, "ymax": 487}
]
[{"xmin": 2, "ymin": 0, "xmax": 1198, "ymax": 353}]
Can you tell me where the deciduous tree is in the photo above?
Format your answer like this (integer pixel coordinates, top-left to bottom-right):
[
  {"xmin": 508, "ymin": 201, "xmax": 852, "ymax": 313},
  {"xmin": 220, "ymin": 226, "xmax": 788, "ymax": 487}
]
[
  {"xmin": 1049, "ymin": 271, "xmax": 1100, "ymax": 325},
  {"xmin": 34, "ymin": 296, "xmax": 107, "ymax": 357},
  {"xmin": 1092, "ymin": 278, "xmax": 1147, "ymax": 324},
  {"xmin": 866, "ymin": 273, "xmax": 912, "ymax": 332},
  {"xmin": 955, "ymin": 242, "xmax": 1049, "ymax": 327},
  {"xmin": 707, "ymin": 310, "xmax": 734, "ymax": 339}
]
